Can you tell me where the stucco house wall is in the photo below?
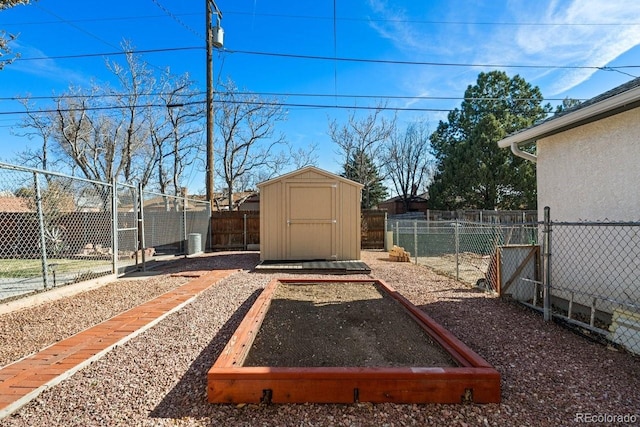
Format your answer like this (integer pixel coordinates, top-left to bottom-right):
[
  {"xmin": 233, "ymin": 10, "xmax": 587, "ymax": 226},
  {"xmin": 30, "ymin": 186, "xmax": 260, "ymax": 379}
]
[
  {"xmin": 497, "ymin": 78, "xmax": 640, "ymax": 324},
  {"xmin": 537, "ymin": 108, "xmax": 640, "ymax": 222}
]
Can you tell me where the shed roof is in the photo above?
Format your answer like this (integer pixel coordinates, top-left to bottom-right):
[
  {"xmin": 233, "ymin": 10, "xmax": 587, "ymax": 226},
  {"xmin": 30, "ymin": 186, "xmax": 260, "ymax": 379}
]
[
  {"xmin": 257, "ymin": 166, "xmax": 364, "ymax": 189},
  {"xmin": 497, "ymin": 77, "xmax": 640, "ymax": 148}
]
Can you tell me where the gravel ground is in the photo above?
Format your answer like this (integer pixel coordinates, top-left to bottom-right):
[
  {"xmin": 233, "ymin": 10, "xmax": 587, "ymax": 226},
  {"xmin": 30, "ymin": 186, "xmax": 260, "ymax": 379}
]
[{"xmin": 2, "ymin": 250, "xmax": 639, "ymax": 426}]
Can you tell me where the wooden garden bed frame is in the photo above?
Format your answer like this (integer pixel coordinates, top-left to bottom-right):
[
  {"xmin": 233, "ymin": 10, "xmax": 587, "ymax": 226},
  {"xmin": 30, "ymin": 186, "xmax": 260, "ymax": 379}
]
[{"xmin": 207, "ymin": 278, "xmax": 501, "ymax": 404}]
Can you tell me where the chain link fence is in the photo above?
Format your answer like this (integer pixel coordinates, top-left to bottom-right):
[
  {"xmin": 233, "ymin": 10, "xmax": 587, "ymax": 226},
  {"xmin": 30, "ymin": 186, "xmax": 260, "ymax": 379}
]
[
  {"xmin": 388, "ymin": 210, "xmax": 640, "ymax": 356},
  {"xmin": 543, "ymin": 219, "xmax": 640, "ymax": 355},
  {"xmin": 0, "ymin": 162, "xmax": 210, "ymax": 303},
  {"xmin": 388, "ymin": 219, "xmax": 537, "ymax": 286},
  {"xmin": 141, "ymin": 188, "xmax": 211, "ymax": 258}
]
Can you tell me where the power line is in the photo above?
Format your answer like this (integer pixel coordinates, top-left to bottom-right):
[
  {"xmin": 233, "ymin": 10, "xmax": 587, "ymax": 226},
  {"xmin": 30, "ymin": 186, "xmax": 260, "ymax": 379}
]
[
  {"xmin": 222, "ymin": 10, "xmax": 640, "ymax": 27},
  {"xmin": 30, "ymin": 4, "xmax": 187, "ymax": 75},
  {"xmin": 225, "ymin": 49, "xmax": 640, "ymax": 72},
  {"xmin": 0, "ymin": 13, "xmax": 202, "ymax": 27},
  {"xmin": 12, "ymin": 45, "xmax": 640, "ymax": 75},
  {"xmin": 0, "ymin": 90, "xmax": 586, "ymax": 103},
  {"xmin": 6, "ymin": 10, "xmax": 639, "ymax": 29},
  {"xmin": 149, "ymin": 0, "xmax": 202, "ymax": 39},
  {"xmin": 0, "ymin": 97, "xmax": 567, "ymax": 117},
  {"xmin": 12, "ymin": 46, "xmax": 203, "ymax": 62},
  {"xmin": 35, "ymin": 4, "xmax": 120, "ymax": 51}
]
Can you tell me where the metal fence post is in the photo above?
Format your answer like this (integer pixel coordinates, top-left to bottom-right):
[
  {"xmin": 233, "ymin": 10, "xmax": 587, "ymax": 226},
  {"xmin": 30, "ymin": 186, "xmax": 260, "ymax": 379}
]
[
  {"xmin": 542, "ymin": 206, "xmax": 552, "ymax": 321},
  {"xmin": 395, "ymin": 221, "xmax": 399, "ymax": 248},
  {"xmin": 455, "ymin": 221, "xmax": 460, "ymax": 281},
  {"xmin": 208, "ymin": 202, "xmax": 213, "ymax": 252},
  {"xmin": 34, "ymin": 172, "xmax": 50, "ymax": 289},
  {"xmin": 182, "ymin": 194, "xmax": 188, "ymax": 257},
  {"xmin": 413, "ymin": 220, "xmax": 418, "ymax": 264},
  {"xmin": 138, "ymin": 183, "xmax": 146, "ymax": 271},
  {"xmin": 111, "ymin": 179, "xmax": 118, "ymax": 275},
  {"xmin": 383, "ymin": 212, "xmax": 388, "ymax": 250}
]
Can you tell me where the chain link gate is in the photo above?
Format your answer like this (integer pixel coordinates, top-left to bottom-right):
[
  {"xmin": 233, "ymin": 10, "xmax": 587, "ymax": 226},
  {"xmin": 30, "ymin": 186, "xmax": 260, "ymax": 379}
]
[{"xmin": 0, "ymin": 162, "xmax": 210, "ymax": 303}]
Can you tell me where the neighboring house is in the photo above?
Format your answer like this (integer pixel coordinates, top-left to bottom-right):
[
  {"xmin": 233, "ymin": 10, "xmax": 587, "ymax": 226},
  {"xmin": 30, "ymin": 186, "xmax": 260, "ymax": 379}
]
[
  {"xmin": 238, "ymin": 193, "xmax": 260, "ymax": 211},
  {"xmin": 213, "ymin": 191, "xmax": 256, "ymax": 211},
  {"xmin": 377, "ymin": 193, "xmax": 429, "ymax": 216},
  {"xmin": 0, "ymin": 197, "xmax": 35, "ymax": 258},
  {"xmin": 0, "ymin": 196, "xmax": 32, "ymax": 213},
  {"xmin": 141, "ymin": 195, "xmax": 208, "ymax": 212},
  {"xmin": 496, "ymin": 77, "xmax": 640, "ymax": 350}
]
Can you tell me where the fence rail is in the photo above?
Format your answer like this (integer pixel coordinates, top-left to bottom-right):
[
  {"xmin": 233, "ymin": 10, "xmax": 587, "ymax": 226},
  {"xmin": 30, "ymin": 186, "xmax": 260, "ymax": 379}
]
[
  {"xmin": 423, "ymin": 209, "xmax": 537, "ymax": 223},
  {"xmin": 0, "ymin": 162, "xmax": 210, "ymax": 303}
]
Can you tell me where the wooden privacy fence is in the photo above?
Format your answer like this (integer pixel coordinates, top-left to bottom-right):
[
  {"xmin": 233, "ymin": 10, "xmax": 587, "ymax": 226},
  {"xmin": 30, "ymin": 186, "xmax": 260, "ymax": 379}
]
[
  {"xmin": 361, "ymin": 210, "xmax": 386, "ymax": 249},
  {"xmin": 210, "ymin": 210, "xmax": 387, "ymax": 251},
  {"xmin": 211, "ymin": 211, "xmax": 260, "ymax": 251}
]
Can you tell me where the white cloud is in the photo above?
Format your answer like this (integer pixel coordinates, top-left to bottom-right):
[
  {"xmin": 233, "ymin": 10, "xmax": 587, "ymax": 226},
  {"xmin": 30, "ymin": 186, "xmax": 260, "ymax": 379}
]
[
  {"xmin": 366, "ymin": 0, "xmax": 426, "ymax": 53},
  {"xmin": 365, "ymin": 0, "xmax": 640, "ymax": 97},
  {"xmin": 496, "ymin": 0, "xmax": 640, "ymax": 94},
  {"xmin": 7, "ymin": 42, "xmax": 91, "ymax": 88}
]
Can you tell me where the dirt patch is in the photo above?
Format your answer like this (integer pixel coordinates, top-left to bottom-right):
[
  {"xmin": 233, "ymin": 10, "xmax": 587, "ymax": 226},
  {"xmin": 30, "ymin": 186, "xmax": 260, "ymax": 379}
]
[
  {"xmin": 419, "ymin": 252, "xmax": 489, "ymax": 285},
  {"xmin": 243, "ymin": 281, "xmax": 458, "ymax": 368}
]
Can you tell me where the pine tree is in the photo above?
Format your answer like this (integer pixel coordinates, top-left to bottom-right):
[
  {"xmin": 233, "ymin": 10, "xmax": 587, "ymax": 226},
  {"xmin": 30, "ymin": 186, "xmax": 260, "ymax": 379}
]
[
  {"xmin": 342, "ymin": 149, "xmax": 388, "ymax": 209},
  {"xmin": 428, "ymin": 71, "xmax": 550, "ymax": 210}
]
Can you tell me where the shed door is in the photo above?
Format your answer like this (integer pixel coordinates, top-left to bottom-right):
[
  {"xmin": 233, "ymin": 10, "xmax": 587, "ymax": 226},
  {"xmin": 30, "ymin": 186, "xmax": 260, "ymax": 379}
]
[{"xmin": 286, "ymin": 183, "xmax": 336, "ymax": 260}]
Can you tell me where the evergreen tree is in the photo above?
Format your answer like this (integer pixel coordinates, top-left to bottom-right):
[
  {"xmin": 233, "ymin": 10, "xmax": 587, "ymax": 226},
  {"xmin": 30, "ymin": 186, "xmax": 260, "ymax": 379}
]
[
  {"xmin": 342, "ymin": 149, "xmax": 387, "ymax": 209},
  {"xmin": 428, "ymin": 71, "xmax": 550, "ymax": 210}
]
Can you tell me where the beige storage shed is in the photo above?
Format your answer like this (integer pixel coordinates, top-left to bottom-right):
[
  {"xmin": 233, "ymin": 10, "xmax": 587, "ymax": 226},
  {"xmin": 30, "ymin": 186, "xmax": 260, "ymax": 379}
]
[{"xmin": 258, "ymin": 166, "xmax": 363, "ymax": 261}]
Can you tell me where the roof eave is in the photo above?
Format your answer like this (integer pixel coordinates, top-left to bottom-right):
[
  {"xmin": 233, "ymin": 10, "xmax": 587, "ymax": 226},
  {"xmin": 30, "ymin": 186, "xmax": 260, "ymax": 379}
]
[{"xmin": 497, "ymin": 85, "xmax": 640, "ymax": 148}]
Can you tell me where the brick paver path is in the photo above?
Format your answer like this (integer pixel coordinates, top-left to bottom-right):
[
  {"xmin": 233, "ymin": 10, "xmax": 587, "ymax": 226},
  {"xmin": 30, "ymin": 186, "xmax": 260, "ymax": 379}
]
[{"xmin": 0, "ymin": 269, "xmax": 237, "ymax": 419}]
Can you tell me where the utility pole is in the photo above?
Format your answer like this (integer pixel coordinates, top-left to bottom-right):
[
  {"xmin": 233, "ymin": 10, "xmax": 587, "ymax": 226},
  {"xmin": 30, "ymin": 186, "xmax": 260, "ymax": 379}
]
[{"xmin": 206, "ymin": 0, "xmax": 223, "ymax": 203}]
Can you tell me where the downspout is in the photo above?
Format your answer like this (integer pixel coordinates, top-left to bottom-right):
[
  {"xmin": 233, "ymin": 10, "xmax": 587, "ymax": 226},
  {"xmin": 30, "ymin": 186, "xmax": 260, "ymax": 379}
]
[{"xmin": 510, "ymin": 141, "xmax": 537, "ymax": 163}]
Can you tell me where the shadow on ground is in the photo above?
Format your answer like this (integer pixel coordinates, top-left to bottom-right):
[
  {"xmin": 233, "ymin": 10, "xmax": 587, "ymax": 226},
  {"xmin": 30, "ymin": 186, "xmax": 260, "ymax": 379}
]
[
  {"xmin": 149, "ymin": 252, "xmax": 261, "ymax": 275},
  {"xmin": 149, "ymin": 288, "xmax": 262, "ymax": 420}
]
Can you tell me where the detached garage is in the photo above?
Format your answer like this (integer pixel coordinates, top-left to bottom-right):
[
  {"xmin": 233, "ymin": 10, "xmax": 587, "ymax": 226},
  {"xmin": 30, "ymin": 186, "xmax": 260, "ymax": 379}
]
[{"xmin": 258, "ymin": 166, "xmax": 363, "ymax": 261}]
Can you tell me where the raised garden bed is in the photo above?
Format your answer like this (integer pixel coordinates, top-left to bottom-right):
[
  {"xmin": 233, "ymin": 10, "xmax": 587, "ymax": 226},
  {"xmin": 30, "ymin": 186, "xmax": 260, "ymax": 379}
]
[{"xmin": 207, "ymin": 279, "xmax": 501, "ymax": 404}]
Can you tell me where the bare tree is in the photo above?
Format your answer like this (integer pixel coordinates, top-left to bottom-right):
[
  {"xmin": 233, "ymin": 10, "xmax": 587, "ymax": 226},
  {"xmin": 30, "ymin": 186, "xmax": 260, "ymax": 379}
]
[
  {"xmin": 0, "ymin": 0, "xmax": 31, "ymax": 10},
  {"xmin": 215, "ymin": 79, "xmax": 290, "ymax": 211},
  {"xmin": 0, "ymin": 0, "xmax": 32, "ymax": 69},
  {"xmin": 383, "ymin": 121, "xmax": 433, "ymax": 212},
  {"xmin": 148, "ymin": 73, "xmax": 204, "ymax": 197},
  {"xmin": 290, "ymin": 142, "xmax": 318, "ymax": 170},
  {"xmin": 12, "ymin": 97, "xmax": 58, "ymax": 173},
  {"xmin": 328, "ymin": 104, "xmax": 396, "ymax": 206},
  {"xmin": 103, "ymin": 44, "xmax": 155, "ymax": 184},
  {"xmin": 16, "ymin": 43, "xmax": 202, "ymax": 201}
]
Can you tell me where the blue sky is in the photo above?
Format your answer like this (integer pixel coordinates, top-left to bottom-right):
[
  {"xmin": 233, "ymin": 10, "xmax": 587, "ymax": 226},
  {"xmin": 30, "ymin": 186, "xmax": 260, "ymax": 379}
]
[{"xmin": 1, "ymin": 0, "xmax": 639, "ymax": 194}]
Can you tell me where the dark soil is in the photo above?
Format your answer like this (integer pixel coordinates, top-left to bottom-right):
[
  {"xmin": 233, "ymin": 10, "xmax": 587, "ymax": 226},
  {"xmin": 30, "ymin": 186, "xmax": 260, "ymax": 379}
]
[{"xmin": 243, "ymin": 281, "xmax": 459, "ymax": 368}]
